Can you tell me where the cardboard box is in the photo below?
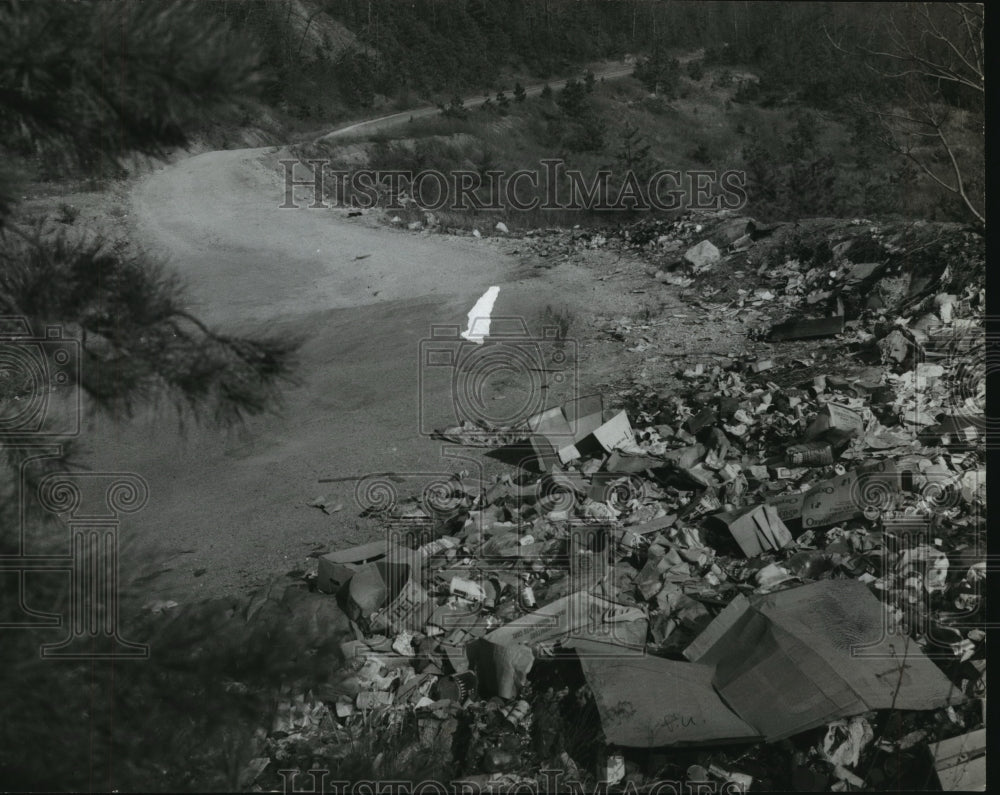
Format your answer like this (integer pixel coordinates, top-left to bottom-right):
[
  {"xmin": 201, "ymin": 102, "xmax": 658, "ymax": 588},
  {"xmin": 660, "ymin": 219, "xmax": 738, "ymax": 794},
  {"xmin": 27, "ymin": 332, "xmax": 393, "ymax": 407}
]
[
  {"xmin": 766, "ymin": 490, "xmax": 807, "ymax": 523},
  {"xmin": 805, "ymin": 403, "xmax": 865, "ymax": 442},
  {"xmin": 527, "ymin": 394, "xmax": 605, "ymax": 467},
  {"xmin": 801, "ymin": 460, "xmax": 900, "ymax": 529},
  {"xmin": 705, "ymin": 503, "xmax": 793, "ymax": 557},
  {"xmin": 317, "ymin": 540, "xmax": 399, "ymax": 594},
  {"xmin": 681, "ymin": 579, "xmax": 963, "ymax": 742}
]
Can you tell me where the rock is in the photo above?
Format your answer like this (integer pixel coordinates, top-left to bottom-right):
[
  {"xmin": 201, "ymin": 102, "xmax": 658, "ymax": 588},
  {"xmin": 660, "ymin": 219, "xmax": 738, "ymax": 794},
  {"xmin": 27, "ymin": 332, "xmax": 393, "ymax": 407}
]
[
  {"xmin": 407, "ymin": 221, "xmax": 422, "ymax": 230},
  {"xmin": 711, "ymin": 216, "xmax": 754, "ymax": 247},
  {"xmin": 684, "ymin": 240, "xmax": 720, "ymax": 273},
  {"xmin": 495, "ymin": 221, "xmax": 509, "ymax": 234},
  {"xmin": 390, "ymin": 215, "xmax": 402, "ymax": 224},
  {"xmin": 472, "ymin": 228, "xmax": 481, "ymax": 238}
]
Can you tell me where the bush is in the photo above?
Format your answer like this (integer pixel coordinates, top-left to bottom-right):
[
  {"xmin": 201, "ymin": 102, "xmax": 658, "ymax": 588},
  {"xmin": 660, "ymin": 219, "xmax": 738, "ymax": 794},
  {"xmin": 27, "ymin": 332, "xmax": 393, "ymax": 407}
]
[
  {"xmin": 634, "ymin": 54, "xmax": 681, "ymax": 97},
  {"xmin": 56, "ymin": 202, "xmax": 79, "ymax": 225},
  {"xmin": 438, "ymin": 95, "xmax": 469, "ymax": 119}
]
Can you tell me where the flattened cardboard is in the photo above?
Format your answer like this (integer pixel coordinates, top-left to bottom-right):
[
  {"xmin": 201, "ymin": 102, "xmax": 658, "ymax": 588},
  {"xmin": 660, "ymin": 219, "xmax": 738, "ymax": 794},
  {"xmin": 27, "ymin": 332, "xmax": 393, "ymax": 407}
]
[
  {"xmin": 687, "ymin": 580, "xmax": 963, "ymax": 742},
  {"xmin": 579, "ymin": 653, "xmax": 761, "ymax": 746},
  {"xmin": 931, "ymin": 729, "xmax": 986, "ymax": 791},
  {"xmin": 937, "ymin": 755, "xmax": 985, "ymax": 791},
  {"xmin": 683, "ymin": 594, "xmax": 751, "ymax": 662}
]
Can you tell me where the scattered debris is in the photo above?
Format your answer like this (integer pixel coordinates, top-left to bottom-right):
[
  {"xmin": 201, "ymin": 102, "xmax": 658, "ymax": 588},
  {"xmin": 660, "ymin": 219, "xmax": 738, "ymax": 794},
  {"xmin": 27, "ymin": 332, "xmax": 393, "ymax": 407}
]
[{"xmin": 238, "ymin": 211, "xmax": 984, "ymax": 791}]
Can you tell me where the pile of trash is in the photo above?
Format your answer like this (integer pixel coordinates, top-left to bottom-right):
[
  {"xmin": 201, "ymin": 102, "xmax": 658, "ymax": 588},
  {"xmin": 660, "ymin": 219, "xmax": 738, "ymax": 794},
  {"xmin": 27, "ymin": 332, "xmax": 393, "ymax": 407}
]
[
  {"xmin": 245, "ymin": 274, "xmax": 986, "ymax": 792},
  {"xmin": 506, "ymin": 213, "xmax": 983, "ymax": 326},
  {"xmin": 232, "ymin": 209, "xmax": 987, "ymax": 791}
]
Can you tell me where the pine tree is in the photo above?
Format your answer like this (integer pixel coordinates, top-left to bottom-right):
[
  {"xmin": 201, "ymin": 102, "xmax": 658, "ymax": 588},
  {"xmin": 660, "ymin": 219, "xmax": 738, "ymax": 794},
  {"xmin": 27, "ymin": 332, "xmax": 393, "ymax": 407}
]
[
  {"xmin": 616, "ymin": 119, "xmax": 654, "ymax": 177},
  {"xmin": 0, "ymin": 1, "xmax": 300, "ymax": 485},
  {"xmin": 513, "ymin": 81, "xmax": 526, "ymax": 102},
  {"xmin": 0, "ymin": 2, "xmax": 305, "ymax": 789},
  {"xmin": 557, "ymin": 78, "xmax": 589, "ymax": 117}
]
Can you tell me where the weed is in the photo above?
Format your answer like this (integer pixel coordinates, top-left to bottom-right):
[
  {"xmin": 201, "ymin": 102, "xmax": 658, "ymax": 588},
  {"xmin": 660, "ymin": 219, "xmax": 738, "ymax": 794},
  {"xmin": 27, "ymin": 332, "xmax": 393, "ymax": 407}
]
[
  {"xmin": 542, "ymin": 303, "xmax": 575, "ymax": 340},
  {"xmin": 56, "ymin": 202, "xmax": 79, "ymax": 224}
]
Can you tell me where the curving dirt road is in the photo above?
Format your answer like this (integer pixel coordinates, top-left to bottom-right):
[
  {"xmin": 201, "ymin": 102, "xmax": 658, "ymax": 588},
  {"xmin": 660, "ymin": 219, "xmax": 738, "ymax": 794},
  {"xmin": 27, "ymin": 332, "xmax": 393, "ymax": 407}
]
[
  {"xmin": 86, "ymin": 65, "xmax": 637, "ymax": 600},
  {"xmin": 317, "ymin": 64, "xmax": 635, "ymax": 143}
]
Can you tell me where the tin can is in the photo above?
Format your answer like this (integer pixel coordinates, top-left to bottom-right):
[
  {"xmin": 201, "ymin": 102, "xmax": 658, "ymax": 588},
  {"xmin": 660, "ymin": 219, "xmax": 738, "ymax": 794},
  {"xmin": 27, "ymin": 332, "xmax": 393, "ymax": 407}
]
[{"xmin": 787, "ymin": 441, "xmax": 834, "ymax": 466}]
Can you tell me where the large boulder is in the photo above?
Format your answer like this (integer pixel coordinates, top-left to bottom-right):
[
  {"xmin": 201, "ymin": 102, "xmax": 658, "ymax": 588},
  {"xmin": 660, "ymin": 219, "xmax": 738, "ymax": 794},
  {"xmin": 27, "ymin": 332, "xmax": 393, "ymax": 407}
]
[{"xmin": 684, "ymin": 240, "xmax": 721, "ymax": 273}]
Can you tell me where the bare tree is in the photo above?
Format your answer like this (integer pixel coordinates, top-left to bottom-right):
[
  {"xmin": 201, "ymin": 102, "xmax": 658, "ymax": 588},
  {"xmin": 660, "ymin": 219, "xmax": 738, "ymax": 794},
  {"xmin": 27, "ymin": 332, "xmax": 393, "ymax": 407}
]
[{"xmin": 831, "ymin": 4, "xmax": 984, "ymax": 227}]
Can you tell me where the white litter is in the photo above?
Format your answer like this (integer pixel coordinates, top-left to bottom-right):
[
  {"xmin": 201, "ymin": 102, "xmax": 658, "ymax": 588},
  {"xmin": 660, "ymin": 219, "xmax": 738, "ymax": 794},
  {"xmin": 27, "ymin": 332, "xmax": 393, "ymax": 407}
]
[{"xmin": 460, "ymin": 285, "xmax": 500, "ymax": 345}]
